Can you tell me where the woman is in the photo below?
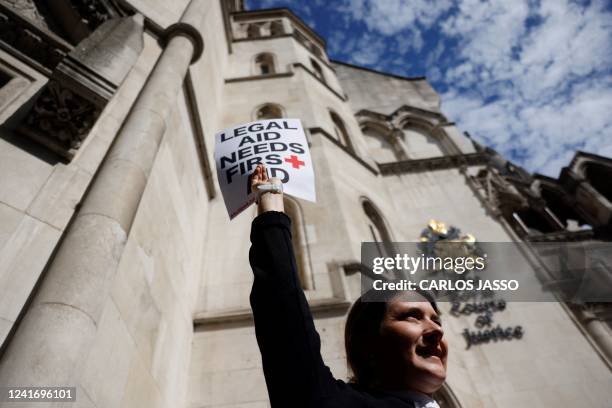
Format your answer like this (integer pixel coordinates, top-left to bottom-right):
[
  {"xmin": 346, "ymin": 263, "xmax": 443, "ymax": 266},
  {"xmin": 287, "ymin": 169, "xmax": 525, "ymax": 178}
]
[{"xmin": 249, "ymin": 164, "xmax": 448, "ymax": 408}]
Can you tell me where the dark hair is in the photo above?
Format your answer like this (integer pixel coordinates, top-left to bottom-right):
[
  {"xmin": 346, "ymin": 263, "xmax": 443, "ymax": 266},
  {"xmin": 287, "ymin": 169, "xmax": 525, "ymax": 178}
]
[{"xmin": 344, "ymin": 289, "xmax": 439, "ymax": 386}]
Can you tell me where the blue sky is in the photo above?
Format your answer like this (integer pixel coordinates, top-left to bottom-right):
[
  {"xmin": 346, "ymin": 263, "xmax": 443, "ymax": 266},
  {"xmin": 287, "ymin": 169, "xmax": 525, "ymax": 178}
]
[{"xmin": 246, "ymin": 0, "xmax": 612, "ymax": 177}]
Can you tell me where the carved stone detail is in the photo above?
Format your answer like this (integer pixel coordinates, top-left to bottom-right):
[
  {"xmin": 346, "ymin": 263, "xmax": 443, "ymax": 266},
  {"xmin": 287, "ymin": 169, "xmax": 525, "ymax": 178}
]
[
  {"xmin": 0, "ymin": 0, "xmax": 120, "ymax": 73},
  {"xmin": 19, "ymin": 81, "xmax": 100, "ymax": 158},
  {"xmin": 16, "ymin": 14, "xmax": 145, "ymax": 160},
  {"xmin": 472, "ymin": 166, "xmax": 529, "ymax": 216}
]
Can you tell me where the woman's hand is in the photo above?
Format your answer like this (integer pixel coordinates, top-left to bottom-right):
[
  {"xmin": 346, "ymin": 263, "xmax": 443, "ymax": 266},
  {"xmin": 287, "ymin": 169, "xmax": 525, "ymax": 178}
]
[{"xmin": 250, "ymin": 164, "xmax": 284, "ymax": 215}]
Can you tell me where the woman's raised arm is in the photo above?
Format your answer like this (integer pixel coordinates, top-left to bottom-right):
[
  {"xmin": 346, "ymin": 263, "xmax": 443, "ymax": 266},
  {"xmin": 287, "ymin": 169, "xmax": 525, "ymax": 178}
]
[{"xmin": 248, "ymin": 165, "xmax": 337, "ymax": 407}]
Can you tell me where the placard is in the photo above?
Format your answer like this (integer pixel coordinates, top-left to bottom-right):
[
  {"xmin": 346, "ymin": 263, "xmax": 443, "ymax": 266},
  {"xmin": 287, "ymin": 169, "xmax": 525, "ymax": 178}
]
[{"xmin": 214, "ymin": 119, "xmax": 316, "ymax": 219}]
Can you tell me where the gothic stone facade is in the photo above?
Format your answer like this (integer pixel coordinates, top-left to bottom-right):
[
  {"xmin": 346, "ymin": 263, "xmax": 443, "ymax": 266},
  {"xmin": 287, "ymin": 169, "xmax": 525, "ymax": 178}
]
[{"xmin": 0, "ymin": 1, "xmax": 611, "ymax": 407}]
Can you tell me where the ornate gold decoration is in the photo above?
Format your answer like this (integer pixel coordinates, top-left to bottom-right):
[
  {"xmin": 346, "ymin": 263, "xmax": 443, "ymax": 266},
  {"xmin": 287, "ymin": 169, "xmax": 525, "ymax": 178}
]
[{"xmin": 419, "ymin": 219, "xmax": 485, "ymax": 269}]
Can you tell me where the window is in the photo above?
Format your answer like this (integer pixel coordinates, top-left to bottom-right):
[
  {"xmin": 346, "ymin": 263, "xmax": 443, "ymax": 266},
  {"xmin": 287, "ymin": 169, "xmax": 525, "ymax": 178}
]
[
  {"xmin": 254, "ymin": 53, "xmax": 275, "ymax": 75},
  {"xmin": 310, "ymin": 58, "xmax": 325, "ymax": 83},
  {"xmin": 293, "ymin": 30, "xmax": 309, "ymax": 45},
  {"xmin": 247, "ymin": 23, "xmax": 262, "ymax": 38},
  {"xmin": 330, "ymin": 111, "xmax": 353, "ymax": 151},
  {"xmin": 310, "ymin": 44, "xmax": 324, "ymax": 59},
  {"xmin": 255, "ymin": 103, "xmax": 283, "ymax": 120},
  {"xmin": 363, "ymin": 199, "xmax": 395, "ymax": 261},
  {"xmin": 361, "ymin": 124, "xmax": 403, "ymax": 162},
  {"xmin": 402, "ymin": 125, "xmax": 444, "ymax": 159},
  {"xmin": 270, "ymin": 20, "xmax": 284, "ymax": 36}
]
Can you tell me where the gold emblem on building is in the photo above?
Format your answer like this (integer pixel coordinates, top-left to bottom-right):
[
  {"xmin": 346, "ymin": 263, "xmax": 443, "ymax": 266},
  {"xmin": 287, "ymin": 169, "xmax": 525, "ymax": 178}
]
[{"xmin": 419, "ymin": 219, "xmax": 483, "ymax": 267}]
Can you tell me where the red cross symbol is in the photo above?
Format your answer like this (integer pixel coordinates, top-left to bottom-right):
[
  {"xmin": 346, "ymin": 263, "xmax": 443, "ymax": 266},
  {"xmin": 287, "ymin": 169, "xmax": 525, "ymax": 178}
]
[{"xmin": 284, "ymin": 155, "xmax": 305, "ymax": 169}]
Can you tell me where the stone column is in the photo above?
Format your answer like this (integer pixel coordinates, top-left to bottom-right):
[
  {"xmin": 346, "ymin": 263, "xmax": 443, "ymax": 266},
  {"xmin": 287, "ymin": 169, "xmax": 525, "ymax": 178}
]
[
  {"xmin": 390, "ymin": 128, "xmax": 409, "ymax": 160},
  {"xmin": 0, "ymin": 0, "xmax": 205, "ymax": 395}
]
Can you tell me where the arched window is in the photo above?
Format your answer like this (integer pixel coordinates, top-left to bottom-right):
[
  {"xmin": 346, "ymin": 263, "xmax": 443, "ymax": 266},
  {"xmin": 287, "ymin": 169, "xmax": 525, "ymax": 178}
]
[
  {"xmin": 310, "ymin": 58, "xmax": 325, "ymax": 83},
  {"xmin": 247, "ymin": 23, "xmax": 262, "ymax": 38},
  {"xmin": 403, "ymin": 125, "xmax": 444, "ymax": 159},
  {"xmin": 284, "ymin": 196, "xmax": 314, "ymax": 290},
  {"xmin": 270, "ymin": 20, "xmax": 284, "ymax": 36},
  {"xmin": 255, "ymin": 103, "xmax": 283, "ymax": 120},
  {"xmin": 330, "ymin": 111, "xmax": 353, "ymax": 151},
  {"xmin": 361, "ymin": 124, "xmax": 402, "ymax": 162},
  {"xmin": 255, "ymin": 53, "xmax": 275, "ymax": 75},
  {"xmin": 362, "ymin": 199, "xmax": 395, "ymax": 260}
]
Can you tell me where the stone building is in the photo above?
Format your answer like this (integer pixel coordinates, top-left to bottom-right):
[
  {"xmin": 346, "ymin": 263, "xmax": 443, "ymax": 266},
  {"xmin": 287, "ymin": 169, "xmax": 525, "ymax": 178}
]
[{"xmin": 0, "ymin": 0, "xmax": 611, "ymax": 407}]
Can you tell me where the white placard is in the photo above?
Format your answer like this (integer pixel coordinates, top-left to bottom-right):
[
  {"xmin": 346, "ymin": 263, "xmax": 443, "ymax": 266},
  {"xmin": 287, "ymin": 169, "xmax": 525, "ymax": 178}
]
[{"xmin": 214, "ymin": 119, "xmax": 316, "ymax": 219}]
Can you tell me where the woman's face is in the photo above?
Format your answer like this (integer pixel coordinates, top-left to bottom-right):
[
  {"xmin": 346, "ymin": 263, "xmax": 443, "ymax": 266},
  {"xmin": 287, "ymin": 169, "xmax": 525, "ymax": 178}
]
[{"xmin": 377, "ymin": 297, "xmax": 448, "ymax": 394}]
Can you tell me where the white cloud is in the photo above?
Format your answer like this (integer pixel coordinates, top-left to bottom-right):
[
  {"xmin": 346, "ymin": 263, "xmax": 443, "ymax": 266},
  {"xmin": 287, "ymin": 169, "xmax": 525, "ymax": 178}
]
[
  {"xmin": 427, "ymin": 66, "xmax": 442, "ymax": 83},
  {"xmin": 394, "ymin": 27, "xmax": 424, "ymax": 53},
  {"xmin": 440, "ymin": 0, "xmax": 612, "ymax": 176},
  {"xmin": 339, "ymin": 0, "xmax": 452, "ymax": 35},
  {"xmin": 333, "ymin": 0, "xmax": 452, "ymax": 54},
  {"xmin": 425, "ymin": 41, "xmax": 445, "ymax": 68},
  {"xmin": 516, "ymin": 0, "xmax": 612, "ymax": 101},
  {"xmin": 327, "ymin": 30, "xmax": 348, "ymax": 56},
  {"xmin": 440, "ymin": 0, "xmax": 530, "ymax": 85},
  {"xmin": 350, "ymin": 33, "xmax": 387, "ymax": 65}
]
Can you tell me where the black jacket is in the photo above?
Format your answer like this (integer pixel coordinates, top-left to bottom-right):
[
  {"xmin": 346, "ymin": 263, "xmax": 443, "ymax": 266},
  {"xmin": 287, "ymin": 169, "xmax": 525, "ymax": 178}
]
[{"xmin": 249, "ymin": 211, "xmax": 428, "ymax": 408}]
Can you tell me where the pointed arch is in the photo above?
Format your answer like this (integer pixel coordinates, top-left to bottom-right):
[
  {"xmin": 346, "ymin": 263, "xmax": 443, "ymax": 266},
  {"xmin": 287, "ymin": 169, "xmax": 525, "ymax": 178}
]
[
  {"xmin": 361, "ymin": 197, "xmax": 395, "ymax": 260},
  {"xmin": 247, "ymin": 23, "xmax": 262, "ymax": 38},
  {"xmin": 284, "ymin": 196, "xmax": 315, "ymax": 290},
  {"xmin": 397, "ymin": 115, "xmax": 456, "ymax": 158},
  {"xmin": 402, "ymin": 124, "xmax": 444, "ymax": 159},
  {"xmin": 254, "ymin": 52, "xmax": 276, "ymax": 75},
  {"xmin": 360, "ymin": 121, "xmax": 406, "ymax": 162},
  {"xmin": 254, "ymin": 103, "xmax": 284, "ymax": 120},
  {"xmin": 269, "ymin": 20, "xmax": 284, "ymax": 36},
  {"xmin": 310, "ymin": 44, "xmax": 324, "ymax": 59},
  {"xmin": 311, "ymin": 58, "xmax": 325, "ymax": 83},
  {"xmin": 329, "ymin": 110, "xmax": 354, "ymax": 151}
]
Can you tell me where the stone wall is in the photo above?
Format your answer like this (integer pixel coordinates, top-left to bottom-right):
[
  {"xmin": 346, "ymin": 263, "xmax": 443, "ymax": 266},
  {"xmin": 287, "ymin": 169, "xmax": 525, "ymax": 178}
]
[
  {"xmin": 0, "ymin": 32, "xmax": 161, "ymax": 349},
  {"xmin": 0, "ymin": 0, "xmax": 226, "ymax": 406},
  {"xmin": 334, "ymin": 62, "xmax": 441, "ymax": 115}
]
